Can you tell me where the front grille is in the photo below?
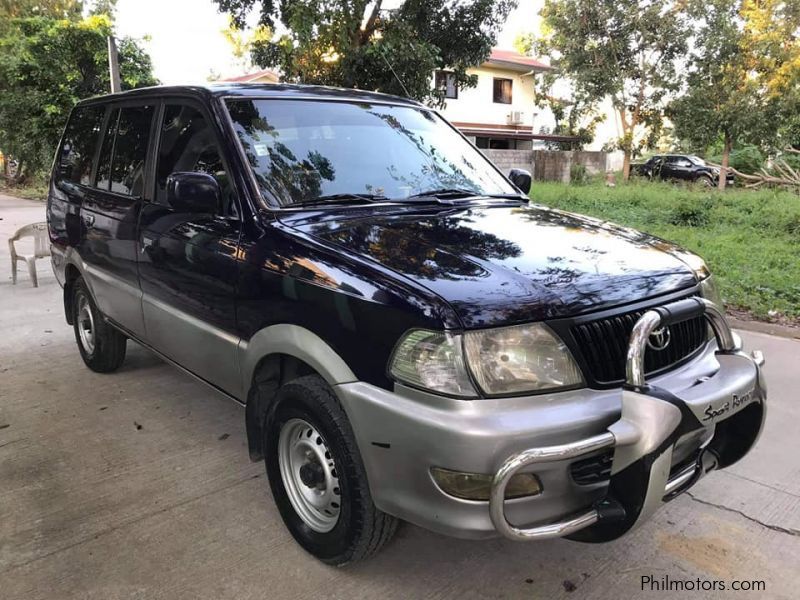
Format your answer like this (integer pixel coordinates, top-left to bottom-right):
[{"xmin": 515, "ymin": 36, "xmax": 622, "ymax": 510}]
[{"xmin": 571, "ymin": 302, "xmax": 708, "ymax": 385}]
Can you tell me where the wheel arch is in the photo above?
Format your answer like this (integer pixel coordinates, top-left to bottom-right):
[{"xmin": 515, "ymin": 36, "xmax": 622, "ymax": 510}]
[
  {"xmin": 241, "ymin": 325, "xmax": 357, "ymax": 461},
  {"xmin": 63, "ymin": 260, "xmax": 86, "ymax": 325}
]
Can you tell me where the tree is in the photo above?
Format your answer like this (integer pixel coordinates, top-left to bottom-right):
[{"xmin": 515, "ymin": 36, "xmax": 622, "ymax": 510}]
[
  {"xmin": 0, "ymin": 0, "xmax": 83, "ymax": 18},
  {"xmin": 212, "ymin": 0, "xmax": 516, "ymax": 106},
  {"xmin": 669, "ymin": 0, "xmax": 799, "ymax": 189},
  {"xmin": 221, "ymin": 17, "xmax": 272, "ymax": 72},
  {"xmin": 515, "ymin": 32, "xmax": 603, "ymax": 150},
  {"xmin": 742, "ymin": 0, "xmax": 800, "ymax": 153},
  {"xmin": 0, "ymin": 16, "xmax": 158, "ymax": 180},
  {"xmin": 537, "ymin": 0, "xmax": 690, "ymax": 180}
]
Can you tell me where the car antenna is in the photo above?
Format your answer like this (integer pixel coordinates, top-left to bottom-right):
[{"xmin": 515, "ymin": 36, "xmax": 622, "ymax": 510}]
[{"xmin": 380, "ymin": 50, "xmax": 410, "ymax": 98}]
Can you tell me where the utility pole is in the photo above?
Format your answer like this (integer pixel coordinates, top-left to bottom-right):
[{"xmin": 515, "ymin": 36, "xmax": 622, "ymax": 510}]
[{"xmin": 107, "ymin": 35, "xmax": 121, "ymax": 93}]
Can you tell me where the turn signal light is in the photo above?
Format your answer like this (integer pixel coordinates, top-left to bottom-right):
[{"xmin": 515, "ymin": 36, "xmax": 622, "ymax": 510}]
[{"xmin": 431, "ymin": 467, "xmax": 542, "ymax": 501}]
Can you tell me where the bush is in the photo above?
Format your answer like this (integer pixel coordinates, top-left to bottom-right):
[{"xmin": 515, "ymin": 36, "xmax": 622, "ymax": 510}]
[
  {"xmin": 668, "ymin": 196, "xmax": 713, "ymax": 227},
  {"xmin": 570, "ymin": 163, "xmax": 588, "ymax": 184}
]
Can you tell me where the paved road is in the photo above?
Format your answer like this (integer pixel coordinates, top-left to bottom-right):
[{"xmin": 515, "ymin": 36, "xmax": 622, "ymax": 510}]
[{"xmin": 1, "ymin": 193, "xmax": 799, "ymax": 599}]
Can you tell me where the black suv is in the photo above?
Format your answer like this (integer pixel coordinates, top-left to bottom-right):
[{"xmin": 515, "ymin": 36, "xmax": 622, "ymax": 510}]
[
  {"xmin": 48, "ymin": 84, "xmax": 766, "ymax": 565},
  {"xmin": 633, "ymin": 154, "xmax": 735, "ymax": 186}
]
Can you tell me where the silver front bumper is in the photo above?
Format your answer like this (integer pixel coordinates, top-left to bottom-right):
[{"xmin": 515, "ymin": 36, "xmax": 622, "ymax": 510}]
[{"xmin": 489, "ymin": 298, "xmax": 767, "ymax": 542}]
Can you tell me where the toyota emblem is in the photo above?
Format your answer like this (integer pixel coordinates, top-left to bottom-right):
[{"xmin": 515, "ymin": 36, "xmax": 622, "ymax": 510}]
[{"xmin": 647, "ymin": 327, "xmax": 672, "ymax": 351}]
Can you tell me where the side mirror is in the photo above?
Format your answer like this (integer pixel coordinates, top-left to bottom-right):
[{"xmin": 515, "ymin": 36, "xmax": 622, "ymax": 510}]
[
  {"xmin": 508, "ymin": 168, "xmax": 532, "ymax": 195},
  {"xmin": 166, "ymin": 172, "xmax": 221, "ymax": 214}
]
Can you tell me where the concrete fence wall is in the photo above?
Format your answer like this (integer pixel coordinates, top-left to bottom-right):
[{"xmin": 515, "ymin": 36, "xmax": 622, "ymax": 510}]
[
  {"xmin": 532, "ymin": 150, "xmax": 608, "ymax": 183},
  {"xmin": 482, "ymin": 149, "xmax": 535, "ymax": 174},
  {"xmin": 483, "ymin": 148, "xmax": 614, "ymax": 183}
]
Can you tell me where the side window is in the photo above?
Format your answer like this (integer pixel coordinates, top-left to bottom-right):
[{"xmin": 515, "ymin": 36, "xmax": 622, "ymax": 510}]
[
  {"xmin": 435, "ymin": 71, "xmax": 458, "ymax": 99},
  {"xmin": 110, "ymin": 105, "xmax": 155, "ymax": 196},
  {"xmin": 493, "ymin": 78, "xmax": 512, "ymax": 104},
  {"xmin": 155, "ymin": 103, "xmax": 234, "ymax": 214},
  {"xmin": 57, "ymin": 105, "xmax": 105, "ymax": 186},
  {"xmin": 95, "ymin": 108, "xmax": 119, "ymax": 191}
]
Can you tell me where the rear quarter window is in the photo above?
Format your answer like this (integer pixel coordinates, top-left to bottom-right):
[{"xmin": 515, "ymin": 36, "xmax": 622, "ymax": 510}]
[{"xmin": 56, "ymin": 105, "xmax": 105, "ymax": 186}]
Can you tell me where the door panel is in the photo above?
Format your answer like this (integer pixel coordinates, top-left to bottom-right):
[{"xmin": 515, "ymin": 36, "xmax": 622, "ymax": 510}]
[
  {"xmin": 138, "ymin": 102, "xmax": 242, "ymax": 396},
  {"xmin": 663, "ymin": 156, "xmax": 692, "ymax": 181},
  {"xmin": 81, "ymin": 189, "xmax": 144, "ymax": 334}
]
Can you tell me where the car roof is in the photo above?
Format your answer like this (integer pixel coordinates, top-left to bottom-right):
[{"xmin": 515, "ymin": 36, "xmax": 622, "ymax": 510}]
[{"xmin": 75, "ymin": 82, "xmax": 423, "ymax": 108}]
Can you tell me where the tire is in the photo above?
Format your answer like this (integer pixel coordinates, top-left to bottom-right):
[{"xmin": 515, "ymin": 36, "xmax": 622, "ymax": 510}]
[
  {"xmin": 697, "ymin": 175, "xmax": 714, "ymax": 187},
  {"xmin": 72, "ymin": 276, "xmax": 127, "ymax": 373},
  {"xmin": 264, "ymin": 374, "xmax": 398, "ymax": 565}
]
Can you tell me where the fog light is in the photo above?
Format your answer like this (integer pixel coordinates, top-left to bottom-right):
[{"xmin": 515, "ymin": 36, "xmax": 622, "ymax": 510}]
[{"xmin": 431, "ymin": 467, "xmax": 542, "ymax": 501}]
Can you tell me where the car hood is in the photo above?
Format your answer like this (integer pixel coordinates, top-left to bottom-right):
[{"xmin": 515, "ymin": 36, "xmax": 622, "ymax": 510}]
[{"xmin": 288, "ymin": 202, "xmax": 699, "ymax": 328}]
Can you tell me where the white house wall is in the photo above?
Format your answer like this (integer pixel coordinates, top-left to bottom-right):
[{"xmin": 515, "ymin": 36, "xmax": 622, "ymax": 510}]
[{"xmin": 438, "ymin": 66, "xmax": 538, "ymax": 129}]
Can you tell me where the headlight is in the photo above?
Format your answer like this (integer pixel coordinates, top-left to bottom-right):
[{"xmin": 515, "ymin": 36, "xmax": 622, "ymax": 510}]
[
  {"xmin": 389, "ymin": 330, "xmax": 477, "ymax": 398},
  {"xmin": 679, "ymin": 251, "xmax": 711, "ymax": 280},
  {"xmin": 699, "ymin": 275, "xmax": 724, "ymax": 311},
  {"xmin": 463, "ymin": 323, "xmax": 583, "ymax": 396},
  {"xmin": 389, "ymin": 324, "xmax": 583, "ymax": 398}
]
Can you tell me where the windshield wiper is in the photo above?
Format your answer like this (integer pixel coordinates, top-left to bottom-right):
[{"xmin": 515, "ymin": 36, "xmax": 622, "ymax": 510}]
[
  {"xmin": 406, "ymin": 188, "xmax": 524, "ymax": 201},
  {"xmin": 407, "ymin": 187, "xmax": 480, "ymax": 199},
  {"xmin": 288, "ymin": 193, "xmax": 389, "ymax": 208}
]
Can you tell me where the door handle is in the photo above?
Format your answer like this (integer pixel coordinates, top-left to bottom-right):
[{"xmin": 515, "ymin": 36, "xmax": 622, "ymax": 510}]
[{"xmin": 82, "ymin": 213, "xmax": 95, "ymax": 226}]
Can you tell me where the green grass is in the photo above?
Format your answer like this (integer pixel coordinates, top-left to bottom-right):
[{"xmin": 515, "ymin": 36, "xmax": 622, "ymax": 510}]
[
  {"xmin": 531, "ymin": 180, "xmax": 800, "ymax": 324},
  {"xmin": 0, "ymin": 180, "xmax": 48, "ymax": 201}
]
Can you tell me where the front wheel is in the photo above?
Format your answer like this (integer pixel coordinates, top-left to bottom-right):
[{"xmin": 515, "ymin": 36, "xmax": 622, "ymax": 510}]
[
  {"xmin": 72, "ymin": 277, "xmax": 127, "ymax": 372},
  {"xmin": 265, "ymin": 375, "xmax": 397, "ymax": 565}
]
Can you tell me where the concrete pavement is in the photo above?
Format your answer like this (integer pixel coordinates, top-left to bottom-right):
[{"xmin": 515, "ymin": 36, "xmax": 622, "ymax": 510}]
[{"xmin": 1, "ymin": 193, "xmax": 799, "ymax": 599}]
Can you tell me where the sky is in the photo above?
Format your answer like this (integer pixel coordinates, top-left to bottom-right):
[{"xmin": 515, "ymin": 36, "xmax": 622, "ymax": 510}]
[{"xmin": 115, "ymin": 0, "xmax": 542, "ymax": 85}]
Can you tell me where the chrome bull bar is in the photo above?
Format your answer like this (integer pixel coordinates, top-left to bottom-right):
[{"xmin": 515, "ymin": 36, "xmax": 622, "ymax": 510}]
[{"xmin": 489, "ymin": 297, "xmax": 767, "ymax": 542}]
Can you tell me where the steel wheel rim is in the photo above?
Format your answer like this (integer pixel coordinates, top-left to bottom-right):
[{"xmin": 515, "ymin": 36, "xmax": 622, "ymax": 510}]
[
  {"xmin": 77, "ymin": 293, "xmax": 95, "ymax": 354},
  {"xmin": 278, "ymin": 418, "xmax": 341, "ymax": 532}
]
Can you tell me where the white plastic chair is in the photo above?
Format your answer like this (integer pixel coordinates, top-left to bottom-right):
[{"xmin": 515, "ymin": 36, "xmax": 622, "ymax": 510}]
[{"xmin": 9, "ymin": 222, "xmax": 50, "ymax": 287}]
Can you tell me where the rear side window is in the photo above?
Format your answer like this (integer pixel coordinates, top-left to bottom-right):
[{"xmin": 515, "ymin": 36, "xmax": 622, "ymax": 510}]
[
  {"xmin": 155, "ymin": 103, "xmax": 234, "ymax": 213},
  {"xmin": 95, "ymin": 104, "xmax": 154, "ymax": 196},
  {"xmin": 95, "ymin": 108, "xmax": 118, "ymax": 191},
  {"xmin": 57, "ymin": 105, "xmax": 105, "ymax": 185}
]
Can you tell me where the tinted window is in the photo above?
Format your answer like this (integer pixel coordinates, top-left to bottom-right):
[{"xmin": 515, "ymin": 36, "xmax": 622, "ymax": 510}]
[
  {"xmin": 109, "ymin": 105, "xmax": 154, "ymax": 195},
  {"xmin": 95, "ymin": 108, "xmax": 118, "ymax": 191},
  {"xmin": 155, "ymin": 104, "xmax": 233, "ymax": 213},
  {"xmin": 58, "ymin": 105, "xmax": 105, "ymax": 185},
  {"xmin": 226, "ymin": 99, "xmax": 516, "ymax": 207},
  {"xmin": 435, "ymin": 71, "xmax": 458, "ymax": 99},
  {"xmin": 665, "ymin": 156, "xmax": 690, "ymax": 167},
  {"xmin": 493, "ymin": 78, "xmax": 512, "ymax": 104}
]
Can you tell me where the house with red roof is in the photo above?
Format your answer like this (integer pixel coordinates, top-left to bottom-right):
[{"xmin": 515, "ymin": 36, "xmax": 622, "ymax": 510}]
[
  {"xmin": 435, "ymin": 48, "xmax": 577, "ymax": 149},
  {"xmin": 218, "ymin": 68, "xmax": 280, "ymax": 84}
]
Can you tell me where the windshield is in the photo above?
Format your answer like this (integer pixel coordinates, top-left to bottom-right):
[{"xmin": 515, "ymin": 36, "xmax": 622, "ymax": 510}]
[
  {"xmin": 225, "ymin": 99, "xmax": 517, "ymax": 207},
  {"xmin": 688, "ymin": 155, "xmax": 706, "ymax": 166}
]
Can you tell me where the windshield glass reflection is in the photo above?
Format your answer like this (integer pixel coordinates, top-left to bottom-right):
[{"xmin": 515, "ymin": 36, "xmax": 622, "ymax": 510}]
[{"xmin": 225, "ymin": 99, "xmax": 516, "ymax": 207}]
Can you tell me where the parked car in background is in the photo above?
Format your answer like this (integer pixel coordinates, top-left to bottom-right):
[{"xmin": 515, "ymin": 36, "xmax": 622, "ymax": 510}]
[
  {"xmin": 632, "ymin": 154, "xmax": 735, "ymax": 186},
  {"xmin": 48, "ymin": 84, "xmax": 766, "ymax": 565}
]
